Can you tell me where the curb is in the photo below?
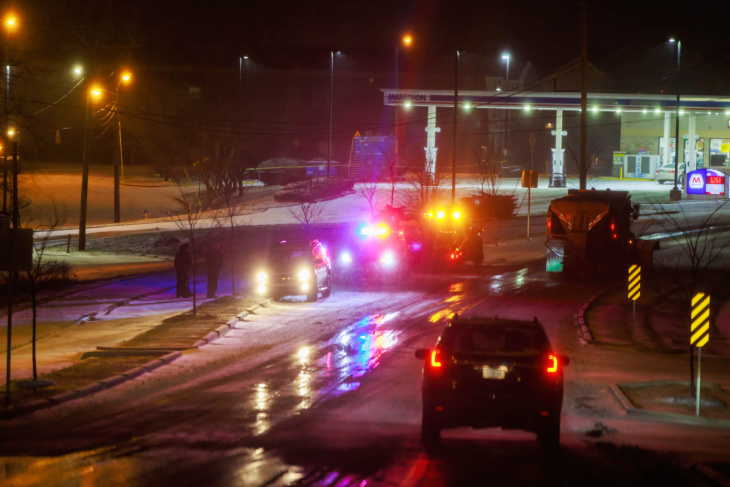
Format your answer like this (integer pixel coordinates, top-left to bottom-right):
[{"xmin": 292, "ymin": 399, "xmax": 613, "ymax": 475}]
[
  {"xmin": 576, "ymin": 284, "xmax": 622, "ymax": 344},
  {"xmin": 0, "ymin": 300, "xmax": 265, "ymax": 421},
  {"xmin": 609, "ymin": 383, "xmax": 730, "ymax": 429},
  {"xmin": 190, "ymin": 310, "xmax": 250, "ymax": 348},
  {"xmin": 0, "ymin": 350, "xmax": 182, "ymax": 421}
]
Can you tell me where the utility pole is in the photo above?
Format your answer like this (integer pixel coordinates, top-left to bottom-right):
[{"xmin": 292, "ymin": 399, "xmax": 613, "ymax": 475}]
[
  {"xmin": 113, "ymin": 121, "xmax": 121, "ymax": 223},
  {"xmin": 579, "ymin": 0, "xmax": 588, "ymax": 190},
  {"xmin": 452, "ymin": 50, "xmax": 459, "ymax": 203}
]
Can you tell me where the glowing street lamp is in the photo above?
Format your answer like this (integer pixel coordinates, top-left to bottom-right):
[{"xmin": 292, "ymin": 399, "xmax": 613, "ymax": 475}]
[
  {"xmin": 2, "ymin": 12, "xmax": 19, "ymax": 34},
  {"xmin": 501, "ymin": 53, "xmax": 511, "ymax": 90}
]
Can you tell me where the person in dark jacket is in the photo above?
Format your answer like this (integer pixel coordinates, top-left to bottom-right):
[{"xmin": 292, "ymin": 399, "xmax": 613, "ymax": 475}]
[
  {"xmin": 206, "ymin": 241, "xmax": 223, "ymax": 298},
  {"xmin": 174, "ymin": 243, "xmax": 192, "ymax": 298}
]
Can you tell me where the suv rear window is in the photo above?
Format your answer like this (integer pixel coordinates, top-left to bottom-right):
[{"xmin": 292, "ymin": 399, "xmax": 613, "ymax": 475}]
[{"xmin": 443, "ymin": 324, "xmax": 548, "ymax": 355}]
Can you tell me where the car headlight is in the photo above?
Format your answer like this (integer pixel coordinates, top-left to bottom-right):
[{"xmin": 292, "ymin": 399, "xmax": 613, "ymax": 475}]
[
  {"xmin": 297, "ymin": 269, "xmax": 310, "ymax": 281},
  {"xmin": 341, "ymin": 251, "xmax": 353, "ymax": 264},
  {"xmin": 256, "ymin": 271, "xmax": 268, "ymax": 283},
  {"xmin": 381, "ymin": 251, "xmax": 396, "ymax": 266}
]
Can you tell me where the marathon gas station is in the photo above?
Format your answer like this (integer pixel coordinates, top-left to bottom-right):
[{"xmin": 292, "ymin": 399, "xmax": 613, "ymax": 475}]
[{"xmin": 382, "ymin": 89, "xmax": 730, "ymax": 198}]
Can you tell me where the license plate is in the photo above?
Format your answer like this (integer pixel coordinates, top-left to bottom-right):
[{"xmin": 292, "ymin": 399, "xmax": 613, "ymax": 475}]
[{"xmin": 482, "ymin": 366, "xmax": 506, "ymax": 380}]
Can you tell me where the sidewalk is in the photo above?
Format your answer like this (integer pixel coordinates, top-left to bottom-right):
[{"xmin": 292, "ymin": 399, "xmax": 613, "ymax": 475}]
[{"xmin": 0, "ymin": 294, "xmax": 267, "ymax": 419}]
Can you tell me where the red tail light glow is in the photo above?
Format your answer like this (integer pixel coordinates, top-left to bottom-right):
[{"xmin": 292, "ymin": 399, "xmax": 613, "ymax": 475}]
[
  {"xmin": 547, "ymin": 354, "xmax": 558, "ymax": 373},
  {"xmin": 431, "ymin": 350, "xmax": 442, "ymax": 367}
]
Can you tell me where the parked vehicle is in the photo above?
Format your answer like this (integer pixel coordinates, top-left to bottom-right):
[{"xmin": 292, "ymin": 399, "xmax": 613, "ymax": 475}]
[{"xmin": 254, "ymin": 240, "xmax": 332, "ymax": 302}]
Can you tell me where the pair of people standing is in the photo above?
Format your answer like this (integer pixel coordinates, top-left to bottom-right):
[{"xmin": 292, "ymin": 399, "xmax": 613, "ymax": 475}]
[{"xmin": 174, "ymin": 242, "xmax": 223, "ymax": 299}]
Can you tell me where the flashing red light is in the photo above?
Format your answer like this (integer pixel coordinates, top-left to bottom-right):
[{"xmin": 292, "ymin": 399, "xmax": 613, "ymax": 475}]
[
  {"xmin": 547, "ymin": 354, "xmax": 558, "ymax": 373},
  {"xmin": 430, "ymin": 350, "xmax": 442, "ymax": 367}
]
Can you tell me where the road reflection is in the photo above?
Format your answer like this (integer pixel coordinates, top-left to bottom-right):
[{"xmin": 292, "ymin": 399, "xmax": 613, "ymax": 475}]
[{"xmin": 242, "ymin": 313, "xmax": 404, "ymax": 437}]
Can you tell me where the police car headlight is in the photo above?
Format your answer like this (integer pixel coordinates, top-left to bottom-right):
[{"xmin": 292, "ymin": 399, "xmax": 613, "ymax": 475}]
[
  {"xmin": 341, "ymin": 251, "xmax": 353, "ymax": 264},
  {"xmin": 297, "ymin": 269, "xmax": 310, "ymax": 281},
  {"xmin": 256, "ymin": 271, "xmax": 268, "ymax": 283},
  {"xmin": 380, "ymin": 251, "xmax": 396, "ymax": 266}
]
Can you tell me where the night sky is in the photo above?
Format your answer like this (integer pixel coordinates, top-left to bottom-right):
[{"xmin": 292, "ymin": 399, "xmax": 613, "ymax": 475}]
[{"xmin": 8, "ymin": 0, "xmax": 730, "ymax": 91}]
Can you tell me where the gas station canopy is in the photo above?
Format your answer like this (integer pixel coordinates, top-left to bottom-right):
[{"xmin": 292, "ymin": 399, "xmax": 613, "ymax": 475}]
[{"xmin": 382, "ymin": 89, "xmax": 730, "ymax": 113}]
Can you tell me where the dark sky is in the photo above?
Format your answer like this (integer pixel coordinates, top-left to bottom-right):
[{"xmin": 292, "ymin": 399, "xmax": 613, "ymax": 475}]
[{"xmin": 11, "ymin": 0, "xmax": 730, "ymax": 90}]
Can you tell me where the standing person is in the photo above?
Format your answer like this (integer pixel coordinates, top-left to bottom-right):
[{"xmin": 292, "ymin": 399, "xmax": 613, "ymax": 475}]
[
  {"xmin": 206, "ymin": 241, "xmax": 223, "ymax": 299},
  {"xmin": 174, "ymin": 243, "xmax": 192, "ymax": 298}
]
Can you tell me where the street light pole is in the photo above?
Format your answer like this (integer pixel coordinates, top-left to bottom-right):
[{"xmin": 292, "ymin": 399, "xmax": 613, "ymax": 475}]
[
  {"xmin": 79, "ymin": 90, "xmax": 91, "ymax": 251},
  {"xmin": 501, "ymin": 53, "xmax": 511, "ymax": 165},
  {"xmin": 3, "ymin": 64, "xmax": 8, "ymax": 214},
  {"xmin": 328, "ymin": 51, "xmax": 334, "ymax": 179},
  {"xmin": 113, "ymin": 70, "xmax": 132, "ymax": 223},
  {"xmin": 2, "ymin": 11, "xmax": 18, "ymax": 216},
  {"xmin": 79, "ymin": 86, "xmax": 101, "ymax": 251},
  {"xmin": 670, "ymin": 38, "xmax": 682, "ymax": 201},
  {"xmin": 452, "ymin": 50, "xmax": 460, "ymax": 203}
]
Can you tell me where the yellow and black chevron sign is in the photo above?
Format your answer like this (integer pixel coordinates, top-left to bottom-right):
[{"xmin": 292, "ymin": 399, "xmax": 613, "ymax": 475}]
[
  {"xmin": 691, "ymin": 292, "xmax": 710, "ymax": 348},
  {"xmin": 628, "ymin": 265, "xmax": 640, "ymax": 301}
]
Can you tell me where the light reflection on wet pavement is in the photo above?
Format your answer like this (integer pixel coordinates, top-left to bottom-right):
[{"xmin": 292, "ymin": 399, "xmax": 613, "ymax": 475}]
[{"xmin": 245, "ymin": 312, "xmax": 404, "ymax": 437}]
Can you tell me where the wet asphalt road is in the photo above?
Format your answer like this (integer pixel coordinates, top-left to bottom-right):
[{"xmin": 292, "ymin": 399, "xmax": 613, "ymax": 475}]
[{"xmin": 1, "ymin": 265, "xmax": 728, "ymax": 486}]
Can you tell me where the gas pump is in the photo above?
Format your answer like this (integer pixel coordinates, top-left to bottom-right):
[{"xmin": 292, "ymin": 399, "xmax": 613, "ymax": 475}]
[{"xmin": 550, "ymin": 148, "xmax": 566, "ymax": 187}]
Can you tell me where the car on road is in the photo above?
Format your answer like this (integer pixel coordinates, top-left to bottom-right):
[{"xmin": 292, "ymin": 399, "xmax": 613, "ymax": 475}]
[
  {"xmin": 415, "ymin": 315, "xmax": 568, "ymax": 450},
  {"xmin": 656, "ymin": 162, "xmax": 686, "ymax": 186},
  {"xmin": 255, "ymin": 239, "xmax": 332, "ymax": 302}
]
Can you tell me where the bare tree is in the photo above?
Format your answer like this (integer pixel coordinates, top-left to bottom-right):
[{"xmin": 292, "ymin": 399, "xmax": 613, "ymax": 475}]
[
  {"xmin": 400, "ymin": 167, "xmax": 447, "ymax": 214},
  {"xmin": 216, "ymin": 184, "xmax": 251, "ymax": 296},
  {"xmin": 566, "ymin": 138, "xmax": 604, "ymax": 188},
  {"xmin": 378, "ymin": 143, "xmax": 399, "ymax": 208},
  {"xmin": 287, "ymin": 183, "xmax": 329, "ymax": 239},
  {"xmin": 168, "ymin": 180, "xmax": 219, "ymax": 316},
  {"xmin": 470, "ymin": 145, "xmax": 502, "ymax": 196},
  {"xmin": 356, "ymin": 178, "xmax": 380, "ymax": 220},
  {"xmin": 23, "ymin": 205, "xmax": 67, "ymax": 381},
  {"xmin": 654, "ymin": 199, "xmax": 730, "ymax": 396}
]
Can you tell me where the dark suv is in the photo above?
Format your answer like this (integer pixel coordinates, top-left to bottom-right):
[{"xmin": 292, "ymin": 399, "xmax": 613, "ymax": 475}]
[
  {"xmin": 415, "ymin": 316, "xmax": 568, "ymax": 449},
  {"xmin": 255, "ymin": 240, "xmax": 332, "ymax": 302}
]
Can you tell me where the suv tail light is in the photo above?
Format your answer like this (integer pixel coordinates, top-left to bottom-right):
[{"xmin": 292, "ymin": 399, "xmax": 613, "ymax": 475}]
[
  {"xmin": 546, "ymin": 354, "xmax": 558, "ymax": 374},
  {"xmin": 430, "ymin": 350, "xmax": 443, "ymax": 368}
]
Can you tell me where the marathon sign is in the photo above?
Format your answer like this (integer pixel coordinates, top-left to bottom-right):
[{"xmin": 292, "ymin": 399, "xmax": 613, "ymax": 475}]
[
  {"xmin": 686, "ymin": 168, "xmax": 727, "ymax": 197},
  {"xmin": 386, "ymin": 93, "xmax": 429, "ymax": 103}
]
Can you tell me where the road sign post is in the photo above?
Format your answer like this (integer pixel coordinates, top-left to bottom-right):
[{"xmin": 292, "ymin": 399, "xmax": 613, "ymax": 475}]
[
  {"xmin": 521, "ymin": 169, "xmax": 538, "ymax": 240},
  {"xmin": 628, "ymin": 265, "xmax": 640, "ymax": 343},
  {"xmin": 691, "ymin": 292, "xmax": 710, "ymax": 416}
]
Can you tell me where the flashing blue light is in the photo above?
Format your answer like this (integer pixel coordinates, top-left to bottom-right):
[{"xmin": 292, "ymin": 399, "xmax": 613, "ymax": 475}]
[{"xmin": 358, "ymin": 224, "xmax": 373, "ymax": 237}]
